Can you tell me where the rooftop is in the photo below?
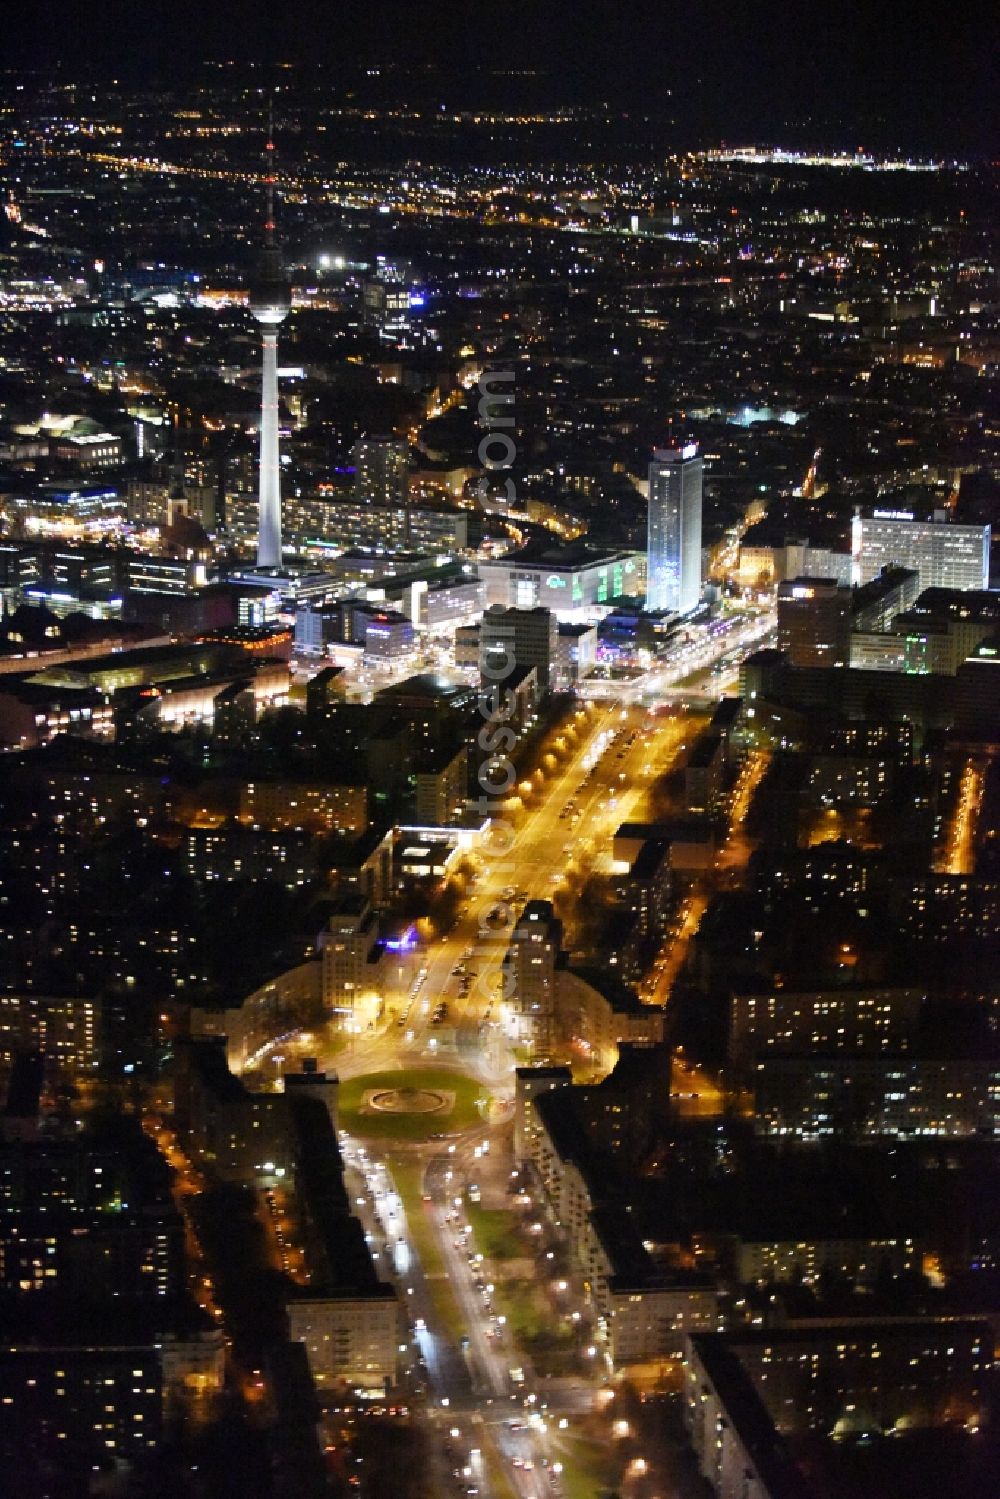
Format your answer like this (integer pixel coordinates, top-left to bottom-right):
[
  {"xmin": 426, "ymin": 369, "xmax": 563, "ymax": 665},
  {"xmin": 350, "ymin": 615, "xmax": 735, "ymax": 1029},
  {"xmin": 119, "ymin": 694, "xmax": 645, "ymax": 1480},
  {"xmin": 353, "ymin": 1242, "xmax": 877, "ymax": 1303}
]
[
  {"xmin": 689, "ymin": 1334, "xmax": 814, "ymax": 1499},
  {"xmin": 484, "ymin": 537, "xmax": 641, "ymax": 570}
]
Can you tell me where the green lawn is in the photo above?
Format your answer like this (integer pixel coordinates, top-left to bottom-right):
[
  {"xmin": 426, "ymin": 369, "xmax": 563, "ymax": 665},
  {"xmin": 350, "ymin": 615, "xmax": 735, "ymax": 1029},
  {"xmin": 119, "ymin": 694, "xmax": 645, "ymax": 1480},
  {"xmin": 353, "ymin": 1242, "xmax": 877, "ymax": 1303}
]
[
  {"xmin": 466, "ymin": 1199, "xmax": 523, "ymax": 1261},
  {"xmin": 553, "ymin": 1431, "xmax": 617, "ymax": 1499},
  {"xmin": 423, "ymin": 1273, "xmax": 466, "ymax": 1345},
  {"xmin": 385, "ymin": 1152, "xmax": 464, "ymax": 1343},
  {"xmin": 385, "ymin": 1155, "xmax": 444, "ymax": 1278},
  {"xmin": 493, "ymin": 1276, "xmax": 546, "ymax": 1341},
  {"xmin": 484, "ymin": 1443, "xmax": 521, "ymax": 1499},
  {"xmin": 338, "ymin": 1067, "xmax": 490, "ymax": 1141},
  {"xmin": 489, "ymin": 1271, "xmax": 579, "ymax": 1375}
]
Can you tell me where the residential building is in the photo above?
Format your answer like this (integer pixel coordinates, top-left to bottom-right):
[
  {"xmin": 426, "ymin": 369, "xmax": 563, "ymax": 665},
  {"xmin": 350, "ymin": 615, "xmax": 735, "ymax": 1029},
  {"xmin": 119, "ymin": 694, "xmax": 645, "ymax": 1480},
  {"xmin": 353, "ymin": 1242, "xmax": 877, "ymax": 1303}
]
[
  {"xmin": 0, "ymin": 992, "xmax": 100, "ymax": 1077},
  {"xmin": 320, "ymin": 900, "xmax": 382, "ymax": 1028},
  {"xmin": 350, "ymin": 435, "xmax": 409, "ymax": 506},
  {"xmin": 502, "ymin": 901, "xmax": 562, "ymax": 1054},
  {"xmin": 284, "ymin": 1094, "xmax": 400, "ymax": 1390},
  {"xmin": 754, "ymin": 1053, "xmax": 1000, "ymax": 1139},
  {"xmin": 728, "ymin": 985, "xmax": 924, "ymax": 1070},
  {"xmin": 239, "ymin": 779, "xmax": 367, "ymax": 834},
  {"xmin": 414, "ymin": 742, "xmax": 467, "ymax": 825},
  {"xmin": 172, "ymin": 1038, "xmax": 298, "ymax": 1183},
  {"xmin": 684, "ymin": 1318, "xmax": 991, "ymax": 1498},
  {"xmin": 513, "ymin": 1065, "xmax": 572, "ymax": 1163}
]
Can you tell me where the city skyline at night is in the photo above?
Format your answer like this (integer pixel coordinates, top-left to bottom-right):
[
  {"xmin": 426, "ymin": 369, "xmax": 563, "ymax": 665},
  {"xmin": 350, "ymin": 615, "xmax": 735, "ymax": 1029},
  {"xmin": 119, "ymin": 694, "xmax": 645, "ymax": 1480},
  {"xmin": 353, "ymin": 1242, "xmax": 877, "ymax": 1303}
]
[{"xmin": 0, "ymin": 8, "xmax": 997, "ymax": 1499}]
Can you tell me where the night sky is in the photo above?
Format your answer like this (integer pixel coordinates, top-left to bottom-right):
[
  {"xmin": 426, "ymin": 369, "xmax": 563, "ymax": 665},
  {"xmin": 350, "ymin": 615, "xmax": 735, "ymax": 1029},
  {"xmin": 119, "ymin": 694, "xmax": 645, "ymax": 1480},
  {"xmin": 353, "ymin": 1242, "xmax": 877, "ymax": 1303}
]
[{"xmin": 1, "ymin": 0, "xmax": 996, "ymax": 154}]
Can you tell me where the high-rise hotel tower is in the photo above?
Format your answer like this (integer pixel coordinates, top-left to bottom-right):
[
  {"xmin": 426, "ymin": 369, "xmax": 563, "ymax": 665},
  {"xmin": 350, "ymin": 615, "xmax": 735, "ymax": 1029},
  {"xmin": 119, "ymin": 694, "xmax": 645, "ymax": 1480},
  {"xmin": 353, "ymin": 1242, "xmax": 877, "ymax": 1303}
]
[{"xmin": 647, "ymin": 442, "xmax": 703, "ymax": 614}]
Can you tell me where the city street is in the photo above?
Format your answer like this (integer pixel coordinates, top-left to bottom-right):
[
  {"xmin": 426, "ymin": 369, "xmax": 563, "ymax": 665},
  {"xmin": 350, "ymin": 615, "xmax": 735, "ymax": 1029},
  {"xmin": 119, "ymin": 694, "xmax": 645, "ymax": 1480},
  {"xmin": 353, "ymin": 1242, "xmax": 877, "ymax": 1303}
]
[
  {"xmin": 252, "ymin": 608, "xmax": 774, "ymax": 1496},
  {"xmin": 324, "ymin": 687, "xmax": 697, "ymax": 1087}
]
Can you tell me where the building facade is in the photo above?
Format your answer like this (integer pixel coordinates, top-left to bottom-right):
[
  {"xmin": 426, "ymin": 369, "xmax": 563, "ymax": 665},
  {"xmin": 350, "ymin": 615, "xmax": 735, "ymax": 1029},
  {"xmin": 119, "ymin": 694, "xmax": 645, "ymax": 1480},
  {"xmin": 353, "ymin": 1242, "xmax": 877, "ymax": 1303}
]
[
  {"xmin": 502, "ymin": 901, "xmax": 562, "ymax": 1054},
  {"xmin": 350, "ymin": 436, "xmax": 409, "ymax": 506},
  {"xmin": 776, "ymin": 578, "xmax": 850, "ymax": 668},
  {"xmin": 647, "ymin": 443, "xmax": 703, "ymax": 615},
  {"xmin": 480, "ymin": 604, "xmax": 558, "ymax": 694},
  {"xmin": 853, "ymin": 510, "xmax": 990, "ymax": 591}
]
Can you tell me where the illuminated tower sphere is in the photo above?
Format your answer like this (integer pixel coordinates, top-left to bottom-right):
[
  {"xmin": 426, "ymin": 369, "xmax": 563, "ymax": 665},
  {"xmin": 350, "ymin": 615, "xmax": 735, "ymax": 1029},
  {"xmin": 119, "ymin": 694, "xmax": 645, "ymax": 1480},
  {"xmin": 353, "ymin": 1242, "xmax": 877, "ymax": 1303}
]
[{"xmin": 250, "ymin": 132, "xmax": 290, "ymax": 570}]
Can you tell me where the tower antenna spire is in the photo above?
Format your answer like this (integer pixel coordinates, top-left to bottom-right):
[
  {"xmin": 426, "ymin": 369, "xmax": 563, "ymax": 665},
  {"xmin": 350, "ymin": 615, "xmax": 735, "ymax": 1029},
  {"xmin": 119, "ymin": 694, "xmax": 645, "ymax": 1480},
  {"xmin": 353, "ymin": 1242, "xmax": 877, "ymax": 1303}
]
[
  {"xmin": 250, "ymin": 89, "xmax": 290, "ymax": 571},
  {"xmin": 265, "ymin": 96, "xmax": 276, "ymax": 242}
]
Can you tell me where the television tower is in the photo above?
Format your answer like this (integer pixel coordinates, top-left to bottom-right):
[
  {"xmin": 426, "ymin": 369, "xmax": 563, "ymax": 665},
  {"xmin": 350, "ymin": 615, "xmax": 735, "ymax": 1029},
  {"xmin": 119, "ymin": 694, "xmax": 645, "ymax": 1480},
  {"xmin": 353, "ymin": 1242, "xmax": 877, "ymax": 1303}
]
[{"xmin": 250, "ymin": 104, "xmax": 290, "ymax": 569}]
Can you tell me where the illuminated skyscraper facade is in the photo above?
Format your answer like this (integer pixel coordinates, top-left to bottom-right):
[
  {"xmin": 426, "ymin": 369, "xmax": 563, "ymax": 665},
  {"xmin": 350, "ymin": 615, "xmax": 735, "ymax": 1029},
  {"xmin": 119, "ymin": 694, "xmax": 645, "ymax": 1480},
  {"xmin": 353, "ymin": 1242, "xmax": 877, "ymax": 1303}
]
[
  {"xmin": 647, "ymin": 443, "xmax": 703, "ymax": 614},
  {"xmin": 852, "ymin": 508, "xmax": 990, "ymax": 592}
]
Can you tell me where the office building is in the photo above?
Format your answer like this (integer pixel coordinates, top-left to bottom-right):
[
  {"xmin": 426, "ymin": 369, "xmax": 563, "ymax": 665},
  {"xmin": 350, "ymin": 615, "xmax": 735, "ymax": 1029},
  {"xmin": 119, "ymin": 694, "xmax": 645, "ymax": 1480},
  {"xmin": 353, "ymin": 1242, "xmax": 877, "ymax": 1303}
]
[
  {"xmin": 851, "ymin": 565, "xmax": 920, "ymax": 631},
  {"xmin": 849, "ymin": 630, "xmax": 907, "ymax": 671},
  {"xmin": 853, "ymin": 509, "xmax": 990, "ymax": 592},
  {"xmin": 480, "ymin": 603, "xmax": 557, "ymax": 693},
  {"xmin": 50, "ymin": 428, "xmax": 123, "ymax": 470},
  {"xmin": 776, "ymin": 577, "xmax": 850, "ymax": 667},
  {"xmin": 646, "ymin": 442, "xmax": 703, "ymax": 615},
  {"xmin": 361, "ymin": 609, "xmax": 416, "ymax": 666},
  {"xmin": 598, "ymin": 606, "xmax": 680, "ymax": 663},
  {"xmin": 409, "ymin": 575, "xmax": 486, "ymax": 631},
  {"xmin": 554, "ymin": 621, "xmax": 597, "ymax": 684},
  {"xmin": 362, "ymin": 273, "xmax": 412, "ymax": 340},
  {"xmin": 850, "ymin": 586, "xmax": 998, "ymax": 676},
  {"xmin": 294, "ymin": 604, "xmax": 340, "ymax": 657},
  {"xmin": 896, "ymin": 588, "xmax": 1000, "ymax": 674},
  {"xmin": 737, "ymin": 535, "xmax": 852, "ymax": 589}
]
